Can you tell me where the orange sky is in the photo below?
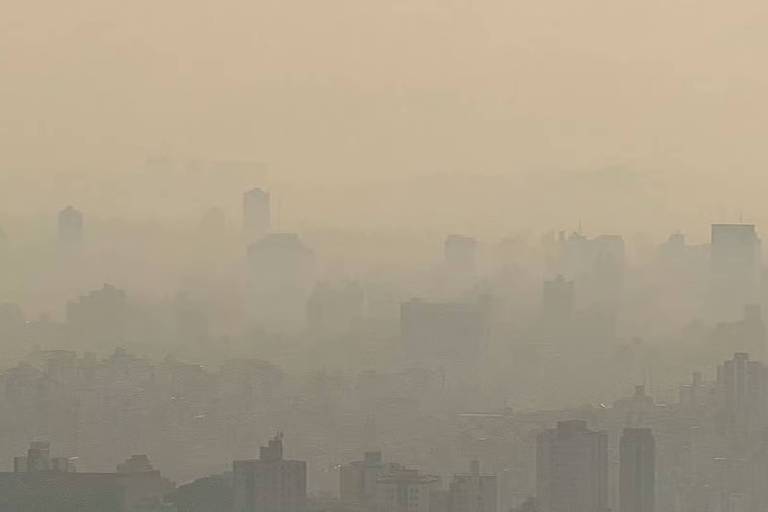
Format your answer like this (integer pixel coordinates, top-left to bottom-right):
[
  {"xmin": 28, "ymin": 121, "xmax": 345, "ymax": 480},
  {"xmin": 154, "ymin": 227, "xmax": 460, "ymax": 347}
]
[{"xmin": 2, "ymin": 0, "xmax": 768, "ymax": 234}]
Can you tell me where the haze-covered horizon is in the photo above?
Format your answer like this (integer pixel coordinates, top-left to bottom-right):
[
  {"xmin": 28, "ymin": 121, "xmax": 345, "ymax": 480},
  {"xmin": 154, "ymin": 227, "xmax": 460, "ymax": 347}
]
[
  {"xmin": 5, "ymin": 3, "xmax": 768, "ymax": 511},
  {"xmin": 4, "ymin": 0, "xmax": 768, "ymax": 233}
]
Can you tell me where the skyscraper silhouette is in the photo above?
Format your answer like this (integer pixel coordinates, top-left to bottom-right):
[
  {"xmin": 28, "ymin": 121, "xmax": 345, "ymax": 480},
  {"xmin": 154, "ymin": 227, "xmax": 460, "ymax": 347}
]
[
  {"xmin": 620, "ymin": 428, "xmax": 655, "ymax": 512},
  {"xmin": 57, "ymin": 206, "xmax": 83, "ymax": 245},
  {"xmin": 710, "ymin": 224, "xmax": 761, "ymax": 322},
  {"xmin": 243, "ymin": 188, "xmax": 271, "ymax": 243},
  {"xmin": 233, "ymin": 433, "xmax": 306, "ymax": 512},
  {"xmin": 536, "ymin": 420, "xmax": 608, "ymax": 512}
]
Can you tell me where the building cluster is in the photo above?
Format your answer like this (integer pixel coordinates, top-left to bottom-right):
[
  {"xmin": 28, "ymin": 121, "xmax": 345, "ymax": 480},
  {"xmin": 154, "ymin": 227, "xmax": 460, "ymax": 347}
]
[
  {"xmin": 339, "ymin": 452, "xmax": 496, "ymax": 512},
  {"xmin": 1, "ymin": 189, "xmax": 768, "ymax": 512},
  {"xmin": 0, "ymin": 441, "xmax": 173, "ymax": 511},
  {"xmin": 457, "ymin": 351, "xmax": 768, "ymax": 512}
]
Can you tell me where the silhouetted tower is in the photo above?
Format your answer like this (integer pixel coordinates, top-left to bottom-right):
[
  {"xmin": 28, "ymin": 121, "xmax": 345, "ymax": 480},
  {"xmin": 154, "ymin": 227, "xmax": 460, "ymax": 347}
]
[
  {"xmin": 243, "ymin": 188, "xmax": 271, "ymax": 243},
  {"xmin": 536, "ymin": 420, "xmax": 608, "ymax": 512},
  {"xmin": 233, "ymin": 433, "xmax": 306, "ymax": 512},
  {"xmin": 339, "ymin": 450, "xmax": 387, "ymax": 507},
  {"xmin": 449, "ymin": 460, "xmax": 498, "ymax": 512},
  {"xmin": 541, "ymin": 275, "xmax": 574, "ymax": 325},
  {"xmin": 445, "ymin": 235, "xmax": 477, "ymax": 274},
  {"xmin": 711, "ymin": 224, "xmax": 761, "ymax": 322},
  {"xmin": 559, "ymin": 232, "xmax": 624, "ymax": 312},
  {"xmin": 620, "ymin": 428, "xmax": 655, "ymax": 512},
  {"xmin": 658, "ymin": 232, "xmax": 687, "ymax": 264},
  {"xmin": 58, "ymin": 206, "xmax": 83, "ymax": 245},
  {"xmin": 247, "ymin": 233, "xmax": 314, "ymax": 332},
  {"xmin": 716, "ymin": 352, "xmax": 768, "ymax": 442}
]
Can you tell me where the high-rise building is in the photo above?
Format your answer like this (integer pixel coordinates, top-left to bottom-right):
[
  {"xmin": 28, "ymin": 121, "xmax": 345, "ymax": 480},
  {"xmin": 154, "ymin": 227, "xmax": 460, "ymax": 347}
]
[
  {"xmin": 400, "ymin": 298, "xmax": 489, "ymax": 363},
  {"xmin": 536, "ymin": 420, "xmax": 608, "ymax": 512},
  {"xmin": 619, "ymin": 428, "xmax": 655, "ymax": 512},
  {"xmin": 679, "ymin": 372, "xmax": 706, "ymax": 410},
  {"xmin": 716, "ymin": 353, "xmax": 768, "ymax": 441},
  {"xmin": 748, "ymin": 430, "xmax": 768, "ymax": 512},
  {"xmin": 340, "ymin": 451, "xmax": 402, "ymax": 507},
  {"xmin": 449, "ymin": 461, "xmax": 497, "ymax": 512},
  {"xmin": 66, "ymin": 284, "xmax": 129, "ymax": 347},
  {"xmin": 58, "ymin": 206, "xmax": 83, "ymax": 245},
  {"xmin": 559, "ymin": 232, "xmax": 625, "ymax": 311},
  {"xmin": 233, "ymin": 433, "xmax": 306, "ymax": 512},
  {"xmin": 710, "ymin": 224, "xmax": 761, "ymax": 322},
  {"xmin": 541, "ymin": 275, "xmax": 574, "ymax": 326},
  {"xmin": 246, "ymin": 233, "xmax": 315, "ymax": 332},
  {"xmin": 437, "ymin": 234, "xmax": 479, "ymax": 296},
  {"xmin": 5, "ymin": 443, "xmax": 172, "ymax": 511},
  {"xmin": 375, "ymin": 468, "xmax": 441, "ymax": 512},
  {"xmin": 243, "ymin": 188, "xmax": 271, "ymax": 243},
  {"xmin": 612, "ymin": 386, "xmax": 656, "ymax": 428},
  {"xmin": 445, "ymin": 235, "xmax": 477, "ymax": 274},
  {"xmin": 17, "ymin": 441, "xmax": 52, "ymax": 473},
  {"xmin": 709, "ymin": 304, "xmax": 767, "ymax": 360},
  {"xmin": 307, "ymin": 280, "xmax": 365, "ymax": 338}
]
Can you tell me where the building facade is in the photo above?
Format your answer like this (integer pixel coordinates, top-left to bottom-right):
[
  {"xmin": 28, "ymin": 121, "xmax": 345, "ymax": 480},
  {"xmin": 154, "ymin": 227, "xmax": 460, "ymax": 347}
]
[
  {"xmin": 233, "ymin": 433, "xmax": 307, "ymax": 512},
  {"xmin": 619, "ymin": 428, "xmax": 655, "ymax": 512},
  {"xmin": 449, "ymin": 461, "xmax": 497, "ymax": 512},
  {"xmin": 536, "ymin": 420, "xmax": 608, "ymax": 512}
]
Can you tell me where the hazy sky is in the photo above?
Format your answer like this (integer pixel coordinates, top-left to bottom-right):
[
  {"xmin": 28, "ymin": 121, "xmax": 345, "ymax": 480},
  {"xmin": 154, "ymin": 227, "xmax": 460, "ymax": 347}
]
[{"xmin": 2, "ymin": 0, "xmax": 768, "ymax": 233}]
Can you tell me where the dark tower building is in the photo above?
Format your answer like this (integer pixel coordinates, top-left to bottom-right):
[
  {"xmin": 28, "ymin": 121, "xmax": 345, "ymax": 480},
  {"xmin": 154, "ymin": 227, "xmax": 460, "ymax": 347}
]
[
  {"xmin": 233, "ymin": 433, "xmax": 306, "ymax": 512},
  {"xmin": 536, "ymin": 420, "xmax": 608, "ymax": 512},
  {"xmin": 559, "ymin": 232, "xmax": 625, "ymax": 312},
  {"xmin": 400, "ymin": 298, "xmax": 489, "ymax": 363},
  {"xmin": 445, "ymin": 235, "xmax": 477, "ymax": 274},
  {"xmin": 246, "ymin": 233, "xmax": 314, "ymax": 332},
  {"xmin": 620, "ymin": 428, "xmax": 655, "ymax": 512},
  {"xmin": 243, "ymin": 188, "xmax": 271, "ymax": 243},
  {"xmin": 716, "ymin": 352, "xmax": 768, "ymax": 442},
  {"xmin": 541, "ymin": 275, "xmax": 574, "ymax": 325},
  {"xmin": 58, "ymin": 206, "xmax": 83, "ymax": 245},
  {"xmin": 711, "ymin": 224, "xmax": 761, "ymax": 322}
]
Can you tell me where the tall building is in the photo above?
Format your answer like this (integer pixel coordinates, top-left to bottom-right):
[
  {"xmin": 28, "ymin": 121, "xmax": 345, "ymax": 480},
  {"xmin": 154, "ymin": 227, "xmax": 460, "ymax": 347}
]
[
  {"xmin": 619, "ymin": 428, "xmax": 655, "ymax": 512},
  {"xmin": 246, "ymin": 233, "xmax": 315, "ymax": 332},
  {"xmin": 541, "ymin": 275, "xmax": 574, "ymax": 326},
  {"xmin": 449, "ymin": 460, "xmax": 498, "ymax": 512},
  {"xmin": 536, "ymin": 420, "xmax": 608, "ymax": 512},
  {"xmin": 307, "ymin": 280, "xmax": 365, "ymax": 338},
  {"xmin": 233, "ymin": 433, "xmax": 306, "ymax": 512},
  {"xmin": 678, "ymin": 372, "xmax": 707, "ymax": 410},
  {"xmin": 340, "ymin": 451, "xmax": 402, "ymax": 507},
  {"xmin": 710, "ymin": 305, "xmax": 766, "ymax": 360},
  {"xmin": 437, "ymin": 234, "xmax": 479, "ymax": 296},
  {"xmin": 15, "ymin": 441, "xmax": 55, "ymax": 473},
  {"xmin": 66, "ymin": 284, "xmax": 129, "ymax": 347},
  {"xmin": 243, "ymin": 187, "xmax": 271, "ymax": 243},
  {"xmin": 374, "ymin": 468, "xmax": 441, "ymax": 512},
  {"xmin": 710, "ymin": 224, "xmax": 761, "ymax": 322},
  {"xmin": 400, "ymin": 298, "xmax": 489, "ymax": 363},
  {"xmin": 4, "ymin": 443, "xmax": 172, "ymax": 511},
  {"xmin": 58, "ymin": 205, "xmax": 83, "ymax": 245},
  {"xmin": 612, "ymin": 385, "xmax": 656, "ymax": 428},
  {"xmin": 748, "ymin": 430, "xmax": 768, "ymax": 512},
  {"xmin": 716, "ymin": 353, "xmax": 768, "ymax": 441},
  {"xmin": 445, "ymin": 235, "xmax": 477, "ymax": 274},
  {"xmin": 559, "ymin": 232, "xmax": 625, "ymax": 312},
  {"xmin": 658, "ymin": 232, "xmax": 687, "ymax": 262}
]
